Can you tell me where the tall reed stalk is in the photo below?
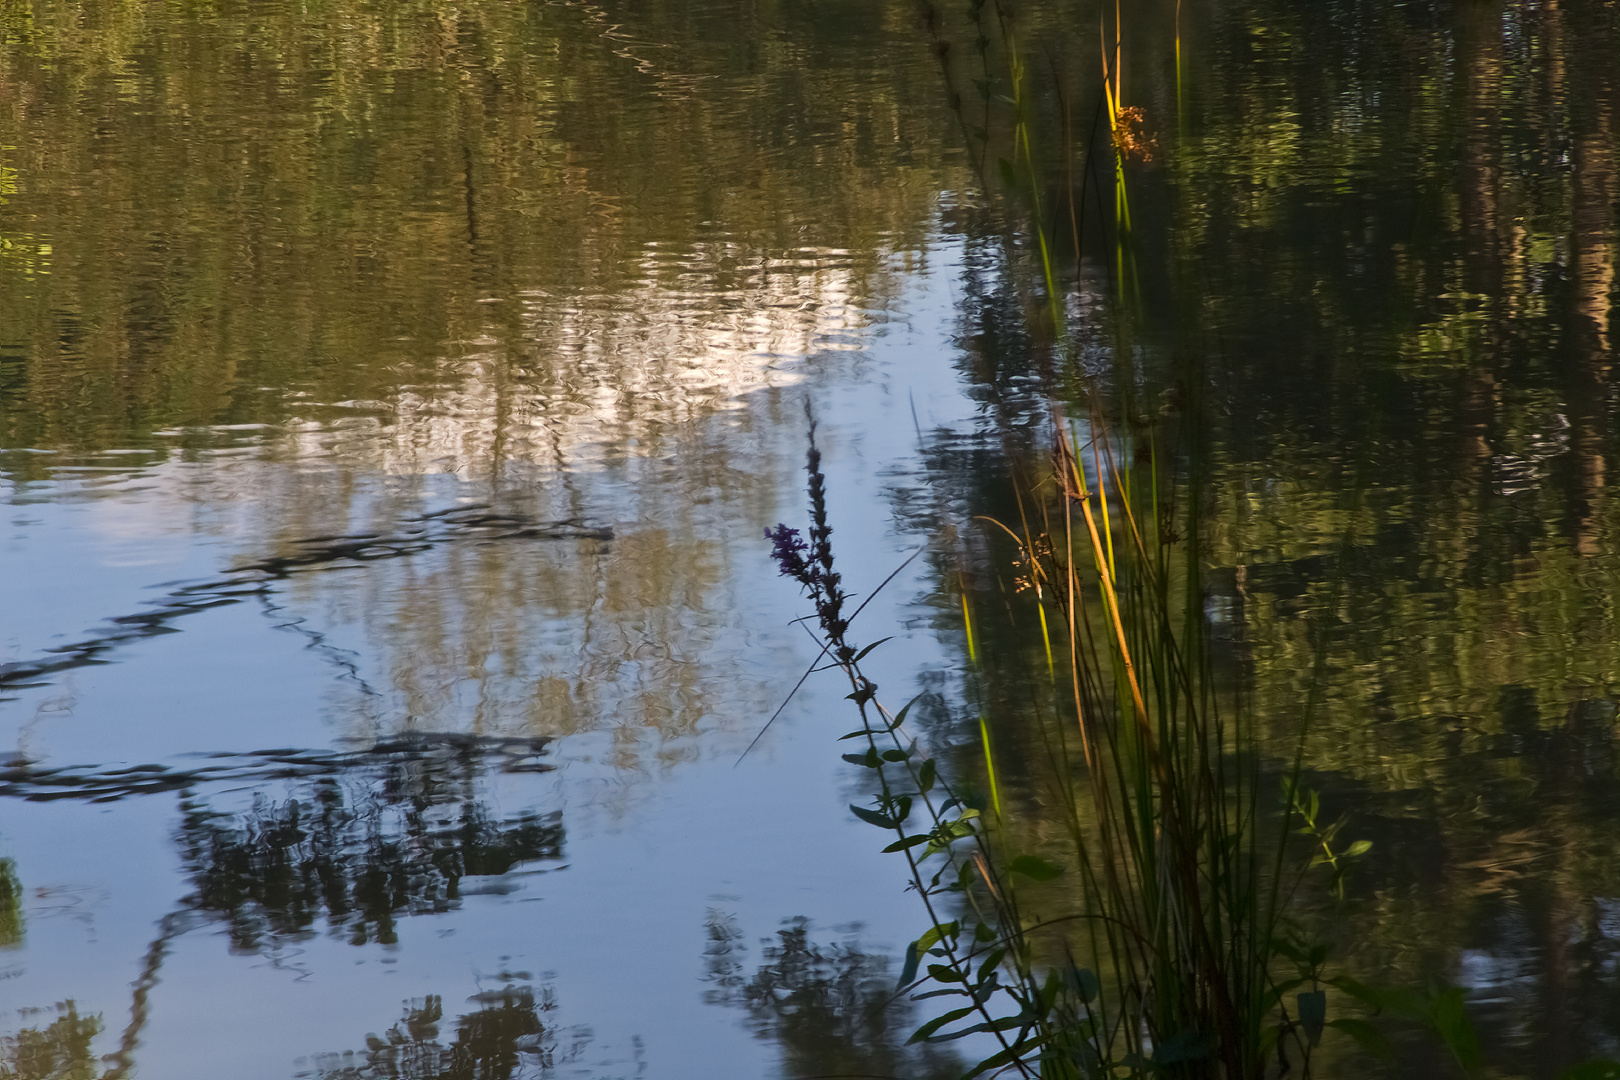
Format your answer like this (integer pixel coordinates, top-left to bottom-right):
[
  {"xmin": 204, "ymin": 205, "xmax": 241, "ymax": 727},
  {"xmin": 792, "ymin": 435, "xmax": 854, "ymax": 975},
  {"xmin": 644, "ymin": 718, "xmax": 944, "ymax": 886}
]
[
  {"xmin": 765, "ymin": 403, "xmax": 1388, "ymax": 1078},
  {"xmin": 761, "ymin": 8, "xmax": 1507, "ymax": 1078}
]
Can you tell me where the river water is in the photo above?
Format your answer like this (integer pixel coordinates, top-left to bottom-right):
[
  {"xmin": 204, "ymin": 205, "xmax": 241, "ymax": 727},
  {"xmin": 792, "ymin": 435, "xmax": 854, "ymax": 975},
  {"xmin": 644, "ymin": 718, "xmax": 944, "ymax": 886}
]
[{"xmin": 1, "ymin": 0, "xmax": 1616, "ymax": 1077}]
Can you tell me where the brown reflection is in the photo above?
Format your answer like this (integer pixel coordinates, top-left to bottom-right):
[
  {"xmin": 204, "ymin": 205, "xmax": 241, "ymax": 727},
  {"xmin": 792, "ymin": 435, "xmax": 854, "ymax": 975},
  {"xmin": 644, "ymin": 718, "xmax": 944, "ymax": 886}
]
[
  {"xmin": 1547, "ymin": 0, "xmax": 1617, "ymax": 558},
  {"xmin": 1564, "ymin": 18, "xmax": 1617, "ymax": 360},
  {"xmin": 0, "ymin": 858, "xmax": 20, "ymax": 949},
  {"xmin": 303, "ymin": 987, "xmax": 588, "ymax": 1080},
  {"xmin": 0, "ymin": 1001, "xmax": 103, "ymax": 1080},
  {"xmin": 272, "ymin": 483, "xmax": 788, "ymax": 762},
  {"xmin": 0, "ymin": 22, "xmax": 943, "ymax": 792},
  {"xmin": 1458, "ymin": 0, "xmax": 1505, "ymax": 290},
  {"xmin": 0, "ymin": 0, "xmax": 961, "ymax": 456},
  {"xmin": 0, "ymin": 0, "xmax": 958, "ymax": 779}
]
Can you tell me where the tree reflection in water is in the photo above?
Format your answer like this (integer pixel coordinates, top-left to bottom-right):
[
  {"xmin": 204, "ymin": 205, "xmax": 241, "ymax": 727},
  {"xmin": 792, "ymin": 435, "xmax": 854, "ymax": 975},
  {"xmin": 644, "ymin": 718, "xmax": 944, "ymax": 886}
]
[
  {"xmin": 302, "ymin": 987, "xmax": 591, "ymax": 1080},
  {"xmin": 0, "ymin": 1002, "xmax": 101, "ymax": 1080},
  {"xmin": 0, "ymin": 858, "xmax": 21, "ymax": 949},
  {"xmin": 177, "ymin": 764, "xmax": 563, "ymax": 952},
  {"xmin": 0, "ymin": 734, "xmax": 570, "ymax": 1079},
  {"xmin": 704, "ymin": 913, "xmax": 961, "ymax": 1080}
]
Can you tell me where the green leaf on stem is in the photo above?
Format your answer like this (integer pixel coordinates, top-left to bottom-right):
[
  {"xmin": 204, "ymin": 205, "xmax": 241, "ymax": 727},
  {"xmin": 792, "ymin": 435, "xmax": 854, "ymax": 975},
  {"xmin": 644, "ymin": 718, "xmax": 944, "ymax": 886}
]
[
  {"xmin": 882, "ymin": 834, "xmax": 932, "ymax": 852},
  {"xmin": 907, "ymin": 1005, "xmax": 977, "ymax": 1044},
  {"xmin": 853, "ymin": 637, "xmax": 893, "ymax": 662},
  {"xmin": 913, "ymin": 920, "xmax": 958, "ymax": 954},
  {"xmin": 849, "ymin": 804, "xmax": 895, "ymax": 829}
]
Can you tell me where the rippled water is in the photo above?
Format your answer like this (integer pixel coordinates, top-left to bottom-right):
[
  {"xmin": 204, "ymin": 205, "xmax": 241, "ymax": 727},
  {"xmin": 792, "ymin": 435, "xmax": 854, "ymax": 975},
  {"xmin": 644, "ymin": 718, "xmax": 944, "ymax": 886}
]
[
  {"xmin": 0, "ymin": 2, "xmax": 985, "ymax": 1075},
  {"xmin": 2, "ymin": 0, "xmax": 1617, "ymax": 1076}
]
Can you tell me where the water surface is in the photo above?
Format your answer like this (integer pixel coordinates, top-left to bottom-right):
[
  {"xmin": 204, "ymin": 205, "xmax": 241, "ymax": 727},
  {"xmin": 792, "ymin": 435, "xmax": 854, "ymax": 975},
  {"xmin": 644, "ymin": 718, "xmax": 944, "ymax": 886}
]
[{"xmin": 3, "ymin": 0, "xmax": 1619, "ymax": 1077}]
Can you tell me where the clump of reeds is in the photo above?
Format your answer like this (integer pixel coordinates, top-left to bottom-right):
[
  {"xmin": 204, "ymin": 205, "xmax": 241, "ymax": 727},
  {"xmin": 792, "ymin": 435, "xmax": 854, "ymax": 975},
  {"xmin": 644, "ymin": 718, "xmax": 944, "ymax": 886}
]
[
  {"xmin": 766, "ymin": 408, "xmax": 1391, "ymax": 1079},
  {"xmin": 767, "ymin": 8, "xmax": 1504, "ymax": 1074}
]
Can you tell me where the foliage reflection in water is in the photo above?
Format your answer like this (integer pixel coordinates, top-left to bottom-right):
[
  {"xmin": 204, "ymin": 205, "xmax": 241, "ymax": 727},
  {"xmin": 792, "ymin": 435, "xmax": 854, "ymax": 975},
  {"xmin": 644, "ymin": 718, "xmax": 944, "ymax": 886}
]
[
  {"xmin": 704, "ymin": 913, "xmax": 962, "ymax": 1080},
  {"xmin": 303, "ymin": 987, "xmax": 590, "ymax": 1080},
  {"xmin": 900, "ymin": 0, "xmax": 1620, "ymax": 1074},
  {"xmin": 180, "ymin": 781, "xmax": 563, "ymax": 953},
  {"xmin": 0, "ymin": 0, "xmax": 1616, "ymax": 1075},
  {"xmin": 0, "ymin": 1002, "xmax": 102, "ymax": 1080}
]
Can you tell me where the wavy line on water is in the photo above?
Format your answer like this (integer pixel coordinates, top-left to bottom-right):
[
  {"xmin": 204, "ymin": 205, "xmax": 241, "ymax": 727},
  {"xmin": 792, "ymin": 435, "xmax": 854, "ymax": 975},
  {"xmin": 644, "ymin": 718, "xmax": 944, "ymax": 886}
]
[{"xmin": 0, "ymin": 504, "xmax": 613, "ymax": 700}]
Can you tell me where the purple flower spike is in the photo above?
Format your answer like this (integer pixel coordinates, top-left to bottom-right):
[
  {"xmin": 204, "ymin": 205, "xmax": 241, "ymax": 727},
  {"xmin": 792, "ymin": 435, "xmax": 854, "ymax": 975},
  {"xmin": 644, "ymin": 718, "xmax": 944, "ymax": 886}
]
[{"xmin": 765, "ymin": 524, "xmax": 813, "ymax": 584}]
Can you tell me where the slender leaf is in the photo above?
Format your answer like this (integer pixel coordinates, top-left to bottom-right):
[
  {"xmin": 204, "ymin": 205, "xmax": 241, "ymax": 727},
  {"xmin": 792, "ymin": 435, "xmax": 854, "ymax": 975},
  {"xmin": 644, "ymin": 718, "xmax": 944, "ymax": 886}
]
[
  {"xmin": 908, "ymin": 1005, "xmax": 977, "ymax": 1044},
  {"xmin": 1326, "ymin": 1018, "xmax": 1392, "ymax": 1060},
  {"xmin": 934, "ymin": 1013, "xmax": 1032, "ymax": 1042},
  {"xmin": 891, "ymin": 693, "xmax": 923, "ymax": 727},
  {"xmin": 849, "ymin": 803, "xmax": 895, "ymax": 829},
  {"xmin": 961, "ymin": 1040, "xmax": 1034, "ymax": 1080},
  {"xmin": 1561, "ymin": 1064, "xmax": 1620, "ymax": 1080},
  {"xmin": 913, "ymin": 921, "xmax": 958, "ymax": 955},
  {"xmin": 853, "ymin": 637, "xmax": 893, "ymax": 661},
  {"xmin": 1007, "ymin": 855, "xmax": 1062, "ymax": 881},
  {"xmin": 897, "ymin": 941, "xmax": 920, "ymax": 990},
  {"xmin": 1430, "ymin": 987, "xmax": 1481, "ymax": 1072},
  {"xmin": 882, "ymin": 833, "xmax": 932, "ymax": 852}
]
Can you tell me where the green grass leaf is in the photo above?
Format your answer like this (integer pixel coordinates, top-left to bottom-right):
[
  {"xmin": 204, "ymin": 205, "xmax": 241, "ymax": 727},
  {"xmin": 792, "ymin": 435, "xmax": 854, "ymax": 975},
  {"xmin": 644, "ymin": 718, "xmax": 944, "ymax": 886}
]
[
  {"xmin": 1008, "ymin": 855, "xmax": 1062, "ymax": 881},
  {"xmin": 1560, "ymin": 1064, "xmax": 1620, "ymax": 1080},
  {"xmin": 1430, "ymin": 987, "xmax": 1481, "ymax": 1072},
  {"xmin": 1326, "ymin": 1018, "xmax": 1392, "ymax": 1060}
]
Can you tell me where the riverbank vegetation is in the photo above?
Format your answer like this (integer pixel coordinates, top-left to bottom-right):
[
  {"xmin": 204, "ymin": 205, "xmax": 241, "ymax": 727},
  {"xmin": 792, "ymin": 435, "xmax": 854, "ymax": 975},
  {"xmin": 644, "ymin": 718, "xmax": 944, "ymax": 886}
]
[{"xmin": 770, "ymin": 0, "xmax": 1620, "ymax": 1074}]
